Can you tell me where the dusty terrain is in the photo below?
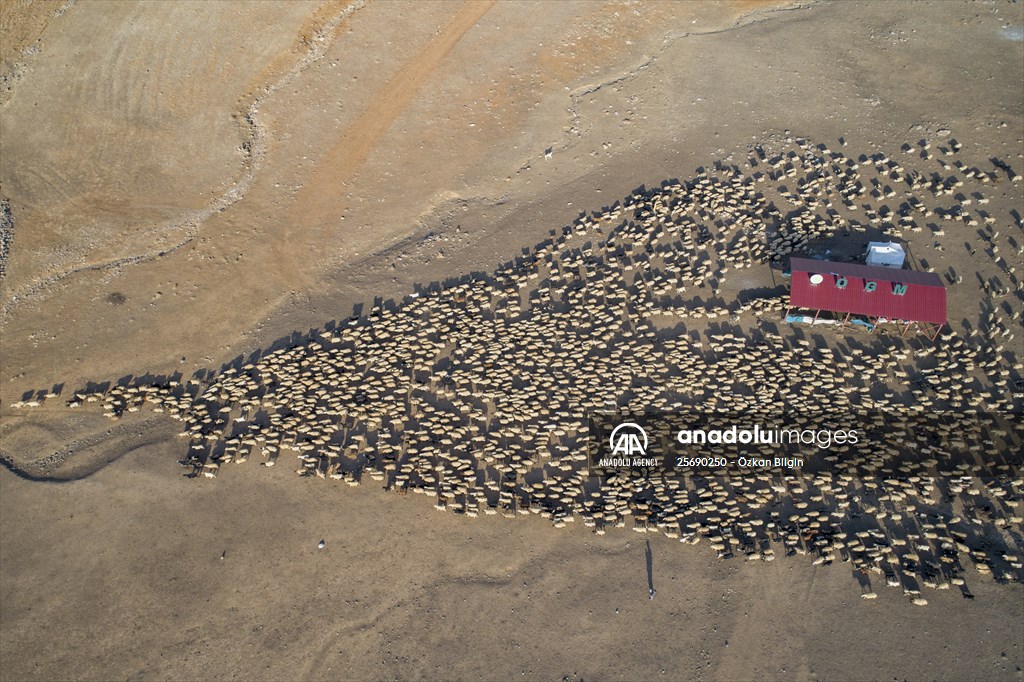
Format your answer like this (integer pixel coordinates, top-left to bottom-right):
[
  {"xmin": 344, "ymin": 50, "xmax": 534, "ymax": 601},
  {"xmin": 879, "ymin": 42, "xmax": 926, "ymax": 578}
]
[{"xmin": 1, "ymin": 0, "xmax": 1023, "ymax": 680}]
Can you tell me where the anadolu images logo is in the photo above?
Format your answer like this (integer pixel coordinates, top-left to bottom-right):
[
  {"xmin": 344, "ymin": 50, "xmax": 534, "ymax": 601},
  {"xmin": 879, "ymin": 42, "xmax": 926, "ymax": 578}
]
[{"xmin": 609, "ymin": 422, "xmax": 648, "ymax": 457}]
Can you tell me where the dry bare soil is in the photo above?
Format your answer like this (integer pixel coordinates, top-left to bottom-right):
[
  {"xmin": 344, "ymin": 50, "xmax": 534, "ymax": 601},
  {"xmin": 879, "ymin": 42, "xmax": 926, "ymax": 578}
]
[{"xmin": 1, "ymin": 1, "xmax": 1022, "ymax": 680}]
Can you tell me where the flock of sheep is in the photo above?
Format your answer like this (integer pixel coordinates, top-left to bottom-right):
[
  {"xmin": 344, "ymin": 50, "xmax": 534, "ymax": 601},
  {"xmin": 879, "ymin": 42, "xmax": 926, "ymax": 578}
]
[{"xmin": 21, "ymin": 133, "xmax": 1023, "ymax": 603}]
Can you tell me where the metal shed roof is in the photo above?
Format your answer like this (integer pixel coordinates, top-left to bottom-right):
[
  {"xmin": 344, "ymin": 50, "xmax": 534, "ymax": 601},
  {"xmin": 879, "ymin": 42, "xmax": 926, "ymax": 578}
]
[{"xmin": 789, "ymin": 257, "xmax": 947, "ymax": 325}]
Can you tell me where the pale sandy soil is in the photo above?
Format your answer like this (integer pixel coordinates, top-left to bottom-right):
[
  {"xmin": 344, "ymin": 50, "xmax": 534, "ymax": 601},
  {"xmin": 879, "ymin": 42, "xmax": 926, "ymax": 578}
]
[
  {"xmin": 2, "ymin": 451, "xmax": 1023, "ymax": 681},
  {"xmin": 1, "ymin": 0, "xmax": 1023, "ymax": 680}
]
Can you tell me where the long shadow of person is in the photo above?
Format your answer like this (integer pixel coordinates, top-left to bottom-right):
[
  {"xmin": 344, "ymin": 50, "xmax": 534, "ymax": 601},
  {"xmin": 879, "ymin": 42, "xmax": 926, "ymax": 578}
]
[{"xmin": 646, "ymin": 540, "xmax": 656, "ymax": 599}]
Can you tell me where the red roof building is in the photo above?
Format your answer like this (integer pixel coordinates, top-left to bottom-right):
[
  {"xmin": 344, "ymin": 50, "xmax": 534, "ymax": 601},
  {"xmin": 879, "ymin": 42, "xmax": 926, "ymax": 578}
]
[{"xmin": 787, "ymin": 257, "xmax": 947, "ymax": 339}]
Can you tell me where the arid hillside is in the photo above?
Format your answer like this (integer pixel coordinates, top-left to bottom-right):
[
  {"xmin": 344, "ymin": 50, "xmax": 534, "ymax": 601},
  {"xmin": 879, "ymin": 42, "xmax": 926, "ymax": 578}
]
[{"xmin": 1, "ymin": 1, "xmax": 1022, "ymax": 680}]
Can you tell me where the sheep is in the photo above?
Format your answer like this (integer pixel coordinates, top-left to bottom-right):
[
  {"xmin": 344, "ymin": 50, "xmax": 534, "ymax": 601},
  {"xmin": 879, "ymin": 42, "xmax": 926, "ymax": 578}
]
[{"xmin": 41, "ymin": 133, "xmax": 1023, "ymax": 606}]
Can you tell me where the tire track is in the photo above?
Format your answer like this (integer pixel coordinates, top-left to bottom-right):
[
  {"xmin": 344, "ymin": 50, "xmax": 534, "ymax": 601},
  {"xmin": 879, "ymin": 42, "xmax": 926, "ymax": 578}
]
[
  {"xmin": 0, "ymin": 0, "xmax": 366, "ymax": 322},
  {"xmin": 288, "ymin": 0, "xmax": 497, "ymax": 241},
  {"xmin": 0, "ymin": 0, "xmax": 77, "ymax": 107},
  {"xmin": 0, "ymin": 414, "xmax": 171, "ymax": 482},
  {"xmin": 551, "ymin": 1, "xmax": 818, "ymax": 158}
]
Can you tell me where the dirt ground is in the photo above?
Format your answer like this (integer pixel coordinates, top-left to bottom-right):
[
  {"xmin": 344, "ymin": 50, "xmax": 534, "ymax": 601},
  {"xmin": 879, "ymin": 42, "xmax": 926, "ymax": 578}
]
[
  {"xmin": 1, "ymin": 0, "xmax": 1022, "ymax": 680},
  {"xmin": 2, "ymin": 451, "xmax": 1023, "ymax": 681}
]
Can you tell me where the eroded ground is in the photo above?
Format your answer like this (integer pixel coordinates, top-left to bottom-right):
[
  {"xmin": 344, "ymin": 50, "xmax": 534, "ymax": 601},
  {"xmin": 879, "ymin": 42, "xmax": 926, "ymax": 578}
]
[{"xmin": 2, "ymin": 1, "xmax": 1023, "ymax": 680}]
